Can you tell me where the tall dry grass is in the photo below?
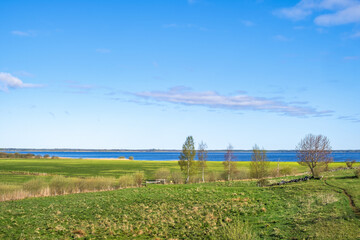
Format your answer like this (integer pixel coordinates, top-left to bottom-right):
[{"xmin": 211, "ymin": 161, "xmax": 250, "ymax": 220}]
[{"xmin": 0, "ymin": 174, "xmax": 138, "ymax": 202}]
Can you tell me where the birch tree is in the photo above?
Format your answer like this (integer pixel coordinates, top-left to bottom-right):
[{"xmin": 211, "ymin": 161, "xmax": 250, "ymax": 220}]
[
  {"xmin": 250, "ymin": 144, "xmax": 269, "ymax": 179},
  {"xmin": 197, "ymin": 141, "xmax": 208, "ymax": 183},
  {"xmin": 178, "ymin": 136, "xmax": 196, "ymax": 183},
  {"xmin": 223, "ymin": 144, "xmax": 237, "ymax": 181}
]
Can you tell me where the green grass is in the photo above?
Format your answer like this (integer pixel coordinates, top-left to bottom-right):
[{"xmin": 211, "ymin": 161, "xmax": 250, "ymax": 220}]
[
  {"xmin": 1, "ymin": 159, "xmax": 359, "ymax": 239},
  {"xmin": 1, "ymin": 158, "xmax": 354, "ymax": 179},
  {"xmin": 0, "ymin": 169, "xmax": 359, "ymax": 239}
]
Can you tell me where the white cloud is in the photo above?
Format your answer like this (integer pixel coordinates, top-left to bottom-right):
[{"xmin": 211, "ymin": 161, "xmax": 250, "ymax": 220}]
[
  {"xmin": 315, "ymin": 4, "xmax": 360, "ymax": 25},
  {"xmin": 11, "ymin": 30, "xmax": 36, "ymax": 37},
  {"xmin": 135, "ymin": 87, "xmax": 333, "ymax": 117},
  {"xmin": 0, "ymin": 72, "xmax": 42, "ymax": 91},
  {"xmin": 276, "ymin": 0, "xmax": 360, "ymax": 26}
]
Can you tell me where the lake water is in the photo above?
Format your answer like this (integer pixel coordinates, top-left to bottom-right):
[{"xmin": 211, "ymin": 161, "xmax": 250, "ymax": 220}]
[{"xmin": 3, "ymin": 151, "xmax": 360, "ymax": 162}]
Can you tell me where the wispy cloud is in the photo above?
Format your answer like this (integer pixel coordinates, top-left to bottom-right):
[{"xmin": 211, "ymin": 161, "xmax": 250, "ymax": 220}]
[
  {"xmin": 338, "ymin": 115, "xmax": 360, "ymax": 123},
  {"xmin": 350, "ymin": 31, "xmax": 360, "ymax": 38},
  {"xmin": 241, "ymin": 20, "xmax": 255, "ymax": 27},
  {"xmin": 275, "ymin": 0, "xmax": 360, "ymax": 26},
  {"xmin": 96, "ymin": 48, "xmax": 111, "ymax": 53},
  {"xmin": 273, "ymin": 34, "xmax": 291, "ymax": 42},
  {"xmin": 13, "ymin": 71, "xmax": 34, "ymax": 77},
  {"xmin": 135, "ymin": 87, "xmax": 333, "ymax": 117},
  {"xmin": 343, "ymin": 56, "xmax": 358, "ymax": 60},
  {"xmin": 11, "ymin": 30, "xmax": 36, "ymax": 37},
  {"xmin": 0, "ymin": 72, "xmax": 42, "ymax": 91}
]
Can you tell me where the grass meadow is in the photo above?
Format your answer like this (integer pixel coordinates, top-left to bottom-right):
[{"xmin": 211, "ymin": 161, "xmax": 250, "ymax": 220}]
[{"xmin": 0, "ymin": 158, "xmax": 359, "ymax": 239}]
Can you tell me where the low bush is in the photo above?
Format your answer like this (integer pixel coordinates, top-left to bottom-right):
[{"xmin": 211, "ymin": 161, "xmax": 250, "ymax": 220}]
[
  {"xmin": 355, "ymin": 169, "xmax": 360, "ymax": 178},
  {"xmin": 170, "ymin": 171, "xmax": 183, "ymax": 184},
  {"xmin": 23, "ymin": 178, "xmax": 47, "ymax": 195},
  {"xmin": 313, "ymin": 167, "xmax": 324, "ymax": 179},
  {"xmin": 118, "ymin": 175, "xmax": 134, "ymax": 188},
  {"xmin": 49, "ymin": 176, "xmax": 74, "ymax": 195},
  {"xmin": 83, "ymin": 177, "xmax": 115, "ymax": 191},
  {"xmin": 346, "ymin": 160, "xmax": 356, "ymax": 168},
  {"xmin": 134, "ymin": 171, "xmax": 144, "ymax": 187},
  {"xmin": 233, "ymin": 169, "xmax": 249, "ymax": 180},
  {"xmin": 257, "ymin": 178, "xmax": 269, "ymax": 187},
  {"xmin": 128, "ymin": 156, "xmax": 134, "ymax": 160},
  {"xmin": 207, "ymin": 171, "xmax": 219, "ymax": 182},
  {"xmin": 154, "ymin": 168, "xmax": 171, "ymax": 181},
  {"xmin": 280, "ymin": 167, "xmax": 293, "ymax": 176}
]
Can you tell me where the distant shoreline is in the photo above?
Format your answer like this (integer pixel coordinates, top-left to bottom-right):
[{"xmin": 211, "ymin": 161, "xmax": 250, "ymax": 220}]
[{"xmin": 1, "ymin": 148, "xmax": 360, "ymax": 153}]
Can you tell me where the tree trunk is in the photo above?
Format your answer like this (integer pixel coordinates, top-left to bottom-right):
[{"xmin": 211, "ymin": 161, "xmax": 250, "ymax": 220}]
[
  {"xmin": 228, "ymin": 163, "xmax": 230, "ymax": 181},
  {"xmin": 186, "ymin": 160, "xmax": 190, "ymax": 183},
  {"xmin": 202, "ymin": 167, "xmax": 205, "ymax": 183}
]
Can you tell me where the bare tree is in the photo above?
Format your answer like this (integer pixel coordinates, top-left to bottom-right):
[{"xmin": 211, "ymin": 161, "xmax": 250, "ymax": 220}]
[
  {"xmin": 197, "ymin": 141, "xmax": 208, "ymax": 183},
  {"xmin": 223, "ymin": 144, "xmax": 237, "ymax": 181},
  {"xmin": 178, "ymin": 136, "xmax": 196, "ymax": 184},
  {"xmin": 250, "ymin": 144, "xmax": 269, "ymax": 179},
  {"xmin": 296, "ymin": 134, "xmax": 332, "ymax": 177}
]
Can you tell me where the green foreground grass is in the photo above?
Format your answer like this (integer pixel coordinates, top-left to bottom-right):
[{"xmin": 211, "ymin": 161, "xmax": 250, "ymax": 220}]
[
  {"xmin": 0, "ymin": 169, "xmax": 359, "ymax": 239},
  {"xmin": 0, "ymin": 159, "xmax": 359, "ymax": 239}
]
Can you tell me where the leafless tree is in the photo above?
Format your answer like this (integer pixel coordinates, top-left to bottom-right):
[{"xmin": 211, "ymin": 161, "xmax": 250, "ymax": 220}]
[
  {"xmin": 296, "ymin": 134, "xmax": 332, "ymax": 177},
  {"xmin": 223, "ymin": 144, "xmax": 237, "ymax": 181},
  {"xmin": 197, "ymin": 141, "xmax": 208, "ymax": 183}
]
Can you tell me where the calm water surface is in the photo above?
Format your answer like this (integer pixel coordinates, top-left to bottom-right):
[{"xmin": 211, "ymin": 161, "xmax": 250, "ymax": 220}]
[{"xmin": 3, "ymin": 151, "xmax": 360, "ymax": 162}]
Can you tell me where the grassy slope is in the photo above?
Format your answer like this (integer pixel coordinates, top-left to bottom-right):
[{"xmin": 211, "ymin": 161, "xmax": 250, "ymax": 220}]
[{"xmin": 0, "ymin": 170, "xmax": 359, "ymax": 239}]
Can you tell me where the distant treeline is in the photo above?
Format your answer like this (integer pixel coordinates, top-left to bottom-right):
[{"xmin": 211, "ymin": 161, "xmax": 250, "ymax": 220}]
[{"xmin": 0, "ymin": 152, "xmax": 58, "ymax": 159}]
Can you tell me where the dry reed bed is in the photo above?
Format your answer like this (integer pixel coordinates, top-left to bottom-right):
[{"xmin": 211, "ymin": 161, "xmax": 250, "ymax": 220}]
[{"xmin": 0, "ymin": 173, "xmax": 144, "ymax": 202}]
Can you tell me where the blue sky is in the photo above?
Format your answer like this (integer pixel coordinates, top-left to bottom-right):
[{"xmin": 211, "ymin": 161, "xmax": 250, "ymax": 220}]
[{"xmin": 1, "ymin": 0, "xmax": 359, "ymax": 150}]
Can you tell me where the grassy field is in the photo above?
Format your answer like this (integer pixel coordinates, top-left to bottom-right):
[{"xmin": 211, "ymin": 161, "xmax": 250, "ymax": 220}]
[
  {"xmin": 1, "ymin": 158, "xmax": 354, "ymax": 178},
  {"xmin": 0, "ymin": 169, "xmax": 359, "ymax": 239},
  {"xmin": 0, "ymin": 159, "xmax": 359, "ymax": 239}
]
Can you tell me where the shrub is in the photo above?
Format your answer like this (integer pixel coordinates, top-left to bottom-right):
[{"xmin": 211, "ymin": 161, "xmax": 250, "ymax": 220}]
[
  {"xmin": 257, "ymin": 179, "xmax": 269, "ymax": 187},
  {"xmin": 355, "ymin": 169, "xmax": 360, "ymax": 178},
  {"xmin": 155, "ymin": 168, "xmax": 171, "ymax": 181},
  {"xmin": 118, "ymin": 175, "xmax": 134, "ymax": 188},
  {"xmin": 134, "ymin": 172, "xmax": 144, "ymax": 187},
  {"xmin": 279, "ymin": 167, "xmax": 293, "ymax": 176},
  {"xmin": 346, "ymin": 160, "xmax": 356, "ymax": 168},
  {"xmin": 128, "ymin": 156, "xmax": 134, "ymax": 160},
  {"xmin": 23, "ymin": 179, "xmax": 47, "ymax": 195},
  {"xmin": 83, "ymin": 177, "xmax": 114, "ymax": 191},
  {"xmin": 170, "ymin": 171, "xmax": 183, "ymax": 184},
  {"xmin": 313, "ymin": 167, "xmax": 324, "ymax": 179},
  {"xmin": 118, "ymin": 156, "xmax": 126, "ymax": 159},
  {"xmin": 49, "ymin": 176, "xmax": 74, "ymax": 194},
  {"xmin": 233, "ymin": 169, "xmax": 249, "ymax": 180},
  {"xmin": 207, "ymin": 171, "xmax": 219, "ymax": 182}
]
